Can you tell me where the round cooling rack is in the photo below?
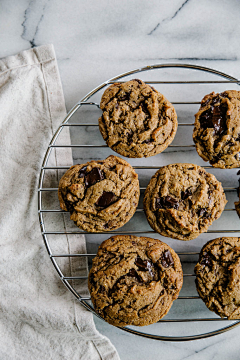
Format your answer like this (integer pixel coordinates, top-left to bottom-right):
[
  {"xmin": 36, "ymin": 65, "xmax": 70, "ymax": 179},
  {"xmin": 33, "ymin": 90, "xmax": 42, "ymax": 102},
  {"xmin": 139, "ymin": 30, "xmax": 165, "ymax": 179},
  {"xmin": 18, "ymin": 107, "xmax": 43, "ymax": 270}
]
[{"xmin": 38, "ymin": 64, "xmax": 240, "ymax": 341}]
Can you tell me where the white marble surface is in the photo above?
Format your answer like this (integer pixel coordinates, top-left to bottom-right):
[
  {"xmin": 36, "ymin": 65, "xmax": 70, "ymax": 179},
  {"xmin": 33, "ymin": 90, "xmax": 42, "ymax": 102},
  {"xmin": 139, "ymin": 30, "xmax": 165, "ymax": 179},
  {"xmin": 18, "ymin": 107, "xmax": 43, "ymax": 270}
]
[{"xmin": 1, "ymin": 0, "xmax": 240, "ymax": 359}]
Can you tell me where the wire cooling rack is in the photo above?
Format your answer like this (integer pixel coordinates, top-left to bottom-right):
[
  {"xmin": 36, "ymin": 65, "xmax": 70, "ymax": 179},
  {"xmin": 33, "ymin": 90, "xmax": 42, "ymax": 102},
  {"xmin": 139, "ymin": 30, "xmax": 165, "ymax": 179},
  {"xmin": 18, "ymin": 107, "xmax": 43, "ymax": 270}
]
[{"xmin": 38, "ymin": 64, "xmax": 240, "ymax": 341}]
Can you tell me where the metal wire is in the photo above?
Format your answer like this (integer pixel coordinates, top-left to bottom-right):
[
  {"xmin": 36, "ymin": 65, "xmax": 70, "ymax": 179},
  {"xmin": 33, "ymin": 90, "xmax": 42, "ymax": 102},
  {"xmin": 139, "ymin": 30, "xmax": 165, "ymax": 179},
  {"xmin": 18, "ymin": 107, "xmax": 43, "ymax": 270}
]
[{"xmin": 38, "ymin": 63, "xmax": 240, "ymax": 342}]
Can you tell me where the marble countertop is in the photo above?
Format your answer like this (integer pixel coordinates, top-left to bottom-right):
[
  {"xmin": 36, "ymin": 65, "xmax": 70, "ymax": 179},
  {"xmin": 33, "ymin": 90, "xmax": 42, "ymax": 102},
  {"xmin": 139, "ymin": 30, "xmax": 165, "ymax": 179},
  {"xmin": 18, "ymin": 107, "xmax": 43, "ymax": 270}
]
[{"xmin": 1, "ymin": 0, "xmax": 240, "ymax": 359}]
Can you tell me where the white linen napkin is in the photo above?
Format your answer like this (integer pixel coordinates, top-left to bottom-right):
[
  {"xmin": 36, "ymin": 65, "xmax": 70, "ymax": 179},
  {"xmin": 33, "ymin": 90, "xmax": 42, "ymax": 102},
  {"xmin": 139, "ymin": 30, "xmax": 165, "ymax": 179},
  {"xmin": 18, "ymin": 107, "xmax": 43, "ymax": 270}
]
[{"xmin": 0, "ymin": 44, "xmax": 120, "ymax": 360}]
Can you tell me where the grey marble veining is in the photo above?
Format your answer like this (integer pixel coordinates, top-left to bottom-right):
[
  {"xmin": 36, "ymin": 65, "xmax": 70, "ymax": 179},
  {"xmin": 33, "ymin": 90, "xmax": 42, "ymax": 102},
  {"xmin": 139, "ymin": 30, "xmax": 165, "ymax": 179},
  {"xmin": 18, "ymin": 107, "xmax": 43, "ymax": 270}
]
[{"xmin": 1, "ymin": 0, "xmax": 240, "ymax": 359}]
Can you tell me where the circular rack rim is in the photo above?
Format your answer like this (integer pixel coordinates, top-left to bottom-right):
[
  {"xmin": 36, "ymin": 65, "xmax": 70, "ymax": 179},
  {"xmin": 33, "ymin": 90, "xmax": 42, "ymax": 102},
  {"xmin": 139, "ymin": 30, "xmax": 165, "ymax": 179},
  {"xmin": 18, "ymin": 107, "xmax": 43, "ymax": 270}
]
[{"xmin": 38, "ymin": 63, "xmax": 240, "ymax": 342}]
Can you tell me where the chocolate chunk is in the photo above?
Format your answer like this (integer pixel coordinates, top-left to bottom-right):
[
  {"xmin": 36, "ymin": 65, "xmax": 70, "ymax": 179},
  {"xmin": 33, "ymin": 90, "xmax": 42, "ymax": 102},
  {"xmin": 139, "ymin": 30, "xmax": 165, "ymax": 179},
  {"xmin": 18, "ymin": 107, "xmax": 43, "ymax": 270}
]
[
  {"xmin": 127, "ymin": 130, "xmax": 133, "ymax": 145},
  {"xmin": 119, "ymin": 92, "xmax": 130, "ymax": 101},
  {"xmin": 140, "ymin": 101, "xmax": 149, "ymax": 115},
  {"xmin": 161, "ymin": 250, "xmax": 174, "ymax": 268},
  {"xmin": 220, "ymin": 92, "xmax": 228, "ymax": 98},
  {"xmin": 78, "ymin": 166, "xmax": 87, "ymax": 178},
  {"xmin": 155, "ymin": 198, "xmax": 164, "ymax": 209},
  {"xmin": 85, "ymin": 168, "xmax": 104, "ymax": 187},
  {"xmin": 198, "ymin": 208, "xmax": 208, "ymax": 217},
  {"xmin": 235, "ymin": 153, "xmax": 240, "ymax": 161},
  {"xmin": 133, "ymin": 79, "xmax": 142, "ymax": 84},
  {"xmin": 211, "ymin": 96, "xmax": 220, "ymax": 105},
  {"xmin": 95, "ymin": 191, "xmax": 118, "ymax": 208},
  {"xmin": 237, "ymin": 170, "xmax": 240, "ymax": 175},
  {"xmin": 143, "ymin": 139, "xmax": 152, "ymax": 144},
  {"xmin": 200, "ymin": 253, "xmax": 212, "ymax": 268},
  {"xmin": 135, "ymin": 256, "xmax": 153, "ymax": 277},
  {"xmin": 181, "ymin": 188, "xmax": 192, "ymax": 200},
  {"xmin": 155, "ymin": 196, "xmax": 179, "ymax": 210},
  {"xmin": 199, "ymin": 104, "xmax": 227, "ymax": 136},
  {"xmin": 128, "ymin": 268, "xmax": 142, "ymax": 282},
  {"xmin": 201, "ymin": 98, "xmax": 211, "ymax": 107}
]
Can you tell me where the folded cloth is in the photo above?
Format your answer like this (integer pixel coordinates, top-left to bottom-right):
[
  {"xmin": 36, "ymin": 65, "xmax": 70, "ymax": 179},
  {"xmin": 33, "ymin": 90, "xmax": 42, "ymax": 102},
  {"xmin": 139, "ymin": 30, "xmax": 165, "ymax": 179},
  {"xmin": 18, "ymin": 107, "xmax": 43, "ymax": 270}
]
[{"xmin": 0, "ymin": 44, "xmax": 120, "ymax": 360}]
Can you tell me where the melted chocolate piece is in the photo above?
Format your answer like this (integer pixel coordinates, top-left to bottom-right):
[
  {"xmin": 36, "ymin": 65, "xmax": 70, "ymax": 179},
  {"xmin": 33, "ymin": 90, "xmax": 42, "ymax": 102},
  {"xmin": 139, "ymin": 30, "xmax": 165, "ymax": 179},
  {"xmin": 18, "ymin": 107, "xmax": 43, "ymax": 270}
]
[
  {"xmin": 198, "ymin": 208, "xmax": 208, "ymax": 217},
  {"xmin": 135, "ymin": 256, "xmax": 153, "ymax": 277},
  {"xmin": 133, "ymin": 79, "xmax": 142, "ymax": 84},
  {"xmin": 200, "ymin": 253, "xmax": 212, "ymax": 268},
  {"xmin": 78, "ymin": 166, "xmax": 87, "ymax": 178},
  {"xmin": 140, "ymin": 101, "xmax": 149, "ymax": 115},
  {"xmin": 95, "ymin": 191, "xmax": 118, "ymax": 208},
  {"xmin": 237, "ymin": 170, "xmax": 240, "ymax": 175},
  {"xmin": 127, "ymin": 130, "xmax": 133, "ymax": 145},
  {"xmin": 181, "ymin": 188, "xmax": 192, "ymax": 200},
  {"xmin": 211, "ymin": 96, "xmax": 220, "ymax": 105},
  {"xmin": 220, "ymin": 92, "xmax": 229, "ymax": 98},
  {"xmin": 85, "ymin": 168, "xmax": 104, "ymax": 187},
  {"xmin": 155, "ymin": 196, "xmax": 179, "ymax": 210},
  {"xmin": 199, "ymin": 104, "xmax": 227, "ymax": 136},
  {"xmin": 119, "ymin": 92, "xmax": 130, "ymax": 101},
  {"xmin": 161, "ymin": 250, "xmax": 174, "ymax": 268},
  {"xmin": 201, "ymin": 98, "xmax": 211, "ymax": 107},
  {"xmin": 235, "ymin": 153, "xmax": 240, "ymax": 161},
  {"xmin": 142, "ymin": 139, "xmax": 152, "ymax": 144},
  {"xmin": 128, "ymin": 268, "xmax": 142, "ymax": 282}
]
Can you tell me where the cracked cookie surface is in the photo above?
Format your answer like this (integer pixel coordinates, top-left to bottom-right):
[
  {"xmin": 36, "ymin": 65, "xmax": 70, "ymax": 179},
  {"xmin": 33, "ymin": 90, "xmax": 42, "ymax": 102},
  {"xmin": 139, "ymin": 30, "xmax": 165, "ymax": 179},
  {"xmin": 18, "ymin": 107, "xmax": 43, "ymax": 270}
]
[
  {"xmin": 99, "ymin": 79, "xmax": 177, "ymax": 158},
  {"xmin": 195, "ymin": 237, "xmax": 240, "ymax": 319},
  {"xmin": 193, "ymin": 90, "xmax": 240, "ymax": 168},
  {"xmin": 88, "ymin": 235, "xmax": 183, "ymax": 327},
  {"xmin": 58, "ymin": 155, "xmax": 139, "ymax": 232},
  {"xmin": 143, "ymin": 163, "xmax": 227, "ymax": 241}
]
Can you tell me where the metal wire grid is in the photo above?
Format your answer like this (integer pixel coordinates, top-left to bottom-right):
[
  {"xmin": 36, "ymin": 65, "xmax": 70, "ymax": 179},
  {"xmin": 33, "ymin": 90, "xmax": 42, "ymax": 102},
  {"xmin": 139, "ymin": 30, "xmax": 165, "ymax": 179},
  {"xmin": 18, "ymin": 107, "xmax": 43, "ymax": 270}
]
[{"xmin": 38, "ymin": 64, "xmax": 240, "ymax": 341}]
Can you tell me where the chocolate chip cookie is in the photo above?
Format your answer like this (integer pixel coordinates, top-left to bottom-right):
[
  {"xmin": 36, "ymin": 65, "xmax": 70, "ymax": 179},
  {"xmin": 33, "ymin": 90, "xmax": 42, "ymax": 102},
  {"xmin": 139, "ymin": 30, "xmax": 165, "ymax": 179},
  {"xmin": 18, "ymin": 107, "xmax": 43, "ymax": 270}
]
[
  {"xmin": 99, "ymin": 79, "xmax": 177, "ymax": 158},
  {"xmin": 143, "ymin": 163, "xmax": 227, "ymax": 241},
  {"xmin": 58, "ymin": 155, "xmax": 139, "ymax": 232},
  {"xmin": 234, "ymin": 170, "xmax": 240, "ymax": 218},
  {"xmin": 195, "ymin": 237, "xmax": 240, "ymax": 319},
  {"xmin": 88, "ymin": 235, "xmax": 183, "ymax": 327},
  {"xmin": 193, "ymin": 90, "xmax": 240, "ymax": 168}
]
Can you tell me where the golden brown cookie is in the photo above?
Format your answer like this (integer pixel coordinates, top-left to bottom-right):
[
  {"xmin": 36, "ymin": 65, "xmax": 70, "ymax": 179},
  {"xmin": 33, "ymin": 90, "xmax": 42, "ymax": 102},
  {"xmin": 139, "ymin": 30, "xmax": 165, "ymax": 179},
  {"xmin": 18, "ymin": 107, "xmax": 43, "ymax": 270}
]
[
  {"xmin": 88, "ymin": 235, "xmax": 183, "ymax": 327},
  {"xmin": 99, "ymin": 79, "xmax": 177, "ymax": 158},
  {"xmin": 195, "ymin": 237, "xmax": 240, "ymax": 319},
  {"xmin": 234, "ymin": 170, "xmax": 240, "ymax": 218},
  {"xmin": 143, "ymin": 163, "xmax": 227, "ymax": 241},
  {"xmin": 58, "ymin": 155, "xmax": 139, "ymax": 232},
  {"xmin": 193, "ymin": 90, "xmax": 240, "ymax": 168}
]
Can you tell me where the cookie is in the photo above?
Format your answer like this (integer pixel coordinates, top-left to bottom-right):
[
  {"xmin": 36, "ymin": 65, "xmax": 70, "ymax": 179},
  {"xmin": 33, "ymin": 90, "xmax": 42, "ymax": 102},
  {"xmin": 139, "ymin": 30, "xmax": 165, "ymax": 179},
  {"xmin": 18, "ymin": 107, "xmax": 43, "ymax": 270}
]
[
  {"xmin": 234, "ymin": 170, "xmax": 240, "ymax": 218},
  {"xmin": 99, "ymin": 79, "xmax": 177, "ymax": 158},
  {"xmin": 143, "ymin": 163, "xmax": 227, "ymax": 241},
  {"xmin": 58, "ymin": 155, "xmax": 139, "ymax": 232},
  {"xmin": 193, "ymin": 90, "xmax": 240, "ymax": 168},
  {"xmin": 88, "ymin": 235, "xmax": 183, "ymax": 327},
  {"xmin": 195, "ymin": 237, "xmax": 240, "ymax": 319}
]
